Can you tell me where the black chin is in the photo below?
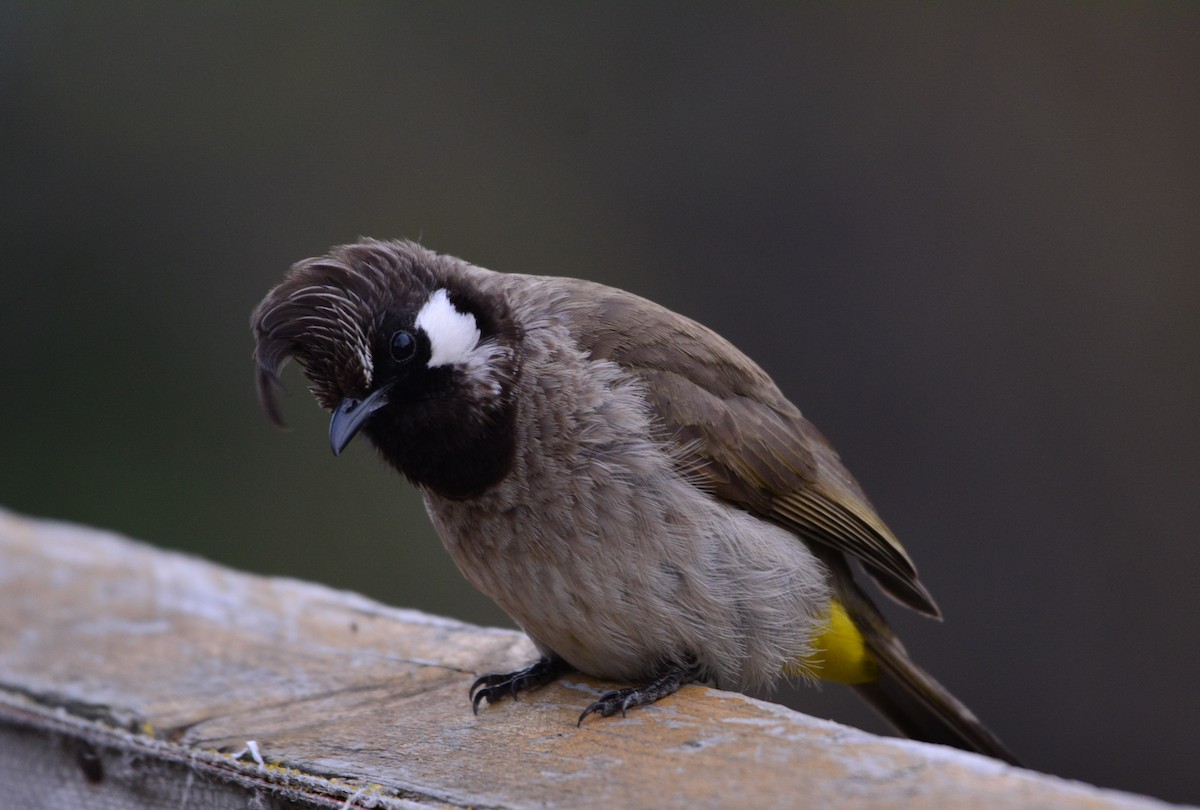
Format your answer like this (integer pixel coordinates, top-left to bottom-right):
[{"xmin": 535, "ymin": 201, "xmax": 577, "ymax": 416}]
[{"xmin": 364, "ymin": 391, "xmax": 518, "ymax": 500}]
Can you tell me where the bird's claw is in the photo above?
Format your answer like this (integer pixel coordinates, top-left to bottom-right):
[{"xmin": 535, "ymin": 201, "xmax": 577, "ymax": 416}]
[
  {"xmin": 577, "ymin": 689, "xmax": 635, "ymax": 725},
  {"xmin": 468, "ymin": 656, "xmax": 571, "ymax": 714},
  {"xmin": 575, "ymin": 662, "xmax": 701, "ymax": 726}
]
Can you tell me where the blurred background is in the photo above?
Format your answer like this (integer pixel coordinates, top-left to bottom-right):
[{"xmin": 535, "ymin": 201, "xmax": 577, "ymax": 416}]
[{"xmin": 2, "ymin": 4, "xmax": 1197, "ymax": 802}]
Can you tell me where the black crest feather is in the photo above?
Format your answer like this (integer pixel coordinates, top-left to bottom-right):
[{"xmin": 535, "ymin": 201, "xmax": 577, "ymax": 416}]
[{"xmin": 250, "ymin": 240, "xmax": 438, "ymax": 422}]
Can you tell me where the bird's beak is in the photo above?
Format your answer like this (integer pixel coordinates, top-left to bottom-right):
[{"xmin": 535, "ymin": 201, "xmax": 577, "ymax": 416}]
[{"xmin": 329, "ymin": 383, "xmax": 393, "ymax": 456}]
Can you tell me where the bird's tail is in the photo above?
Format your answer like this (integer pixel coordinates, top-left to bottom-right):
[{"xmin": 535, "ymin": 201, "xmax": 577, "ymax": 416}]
[
  {"xmin": 852, "ymin": 629, "xmax": 1019, "ymax": 765},
  {"xmin": 839, "ymin": 581, "xmax": 1020, "ymax": 766}
]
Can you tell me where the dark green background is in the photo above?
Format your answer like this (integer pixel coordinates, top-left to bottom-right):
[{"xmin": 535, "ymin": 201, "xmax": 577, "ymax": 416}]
[{"xmin": 3, "ymin": 4, "xmax": 1197, "ymax": 803}]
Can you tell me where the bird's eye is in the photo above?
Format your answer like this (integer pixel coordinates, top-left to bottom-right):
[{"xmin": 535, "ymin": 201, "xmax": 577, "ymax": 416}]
[{"xmin": 390, "ymin": 330, "xmax": 417, "ymax": 363}]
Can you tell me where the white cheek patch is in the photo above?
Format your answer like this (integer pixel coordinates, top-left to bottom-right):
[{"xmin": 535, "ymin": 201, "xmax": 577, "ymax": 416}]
[{"xmin": 415, "ymin": 288, "xmax": 481, "ymax": 368}]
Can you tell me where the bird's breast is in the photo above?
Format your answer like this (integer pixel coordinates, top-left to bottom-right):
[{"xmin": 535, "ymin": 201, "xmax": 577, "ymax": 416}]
[{"xmin": 422, "ymin": 329, "xmax": 832, "ymax": 688}]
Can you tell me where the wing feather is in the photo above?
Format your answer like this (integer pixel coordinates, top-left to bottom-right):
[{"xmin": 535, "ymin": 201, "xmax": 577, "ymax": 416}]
[{"xmin": 549, "ymin": 279, "xmax": 939, "ymax": 617}]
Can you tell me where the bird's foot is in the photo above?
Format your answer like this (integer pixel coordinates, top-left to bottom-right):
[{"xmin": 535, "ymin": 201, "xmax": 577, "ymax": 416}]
[
  {"xmin": 577, "ymin": 662, "xmax": 701, "ymax": 725},
  {"xmin": 470, "ymin": 655, "xmax": 572, "ymax": 714}
]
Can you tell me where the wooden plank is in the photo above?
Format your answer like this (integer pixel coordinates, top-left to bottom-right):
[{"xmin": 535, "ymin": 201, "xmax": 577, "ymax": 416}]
[{"xmin": 0, "ymin": 507, "xmax": 1176, "ymax": 809}]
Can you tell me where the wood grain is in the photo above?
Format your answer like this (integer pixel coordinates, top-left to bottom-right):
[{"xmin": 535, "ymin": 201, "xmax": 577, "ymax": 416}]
[{"xmin": 0, "ymin": 507, "xmax": 1173, "ymax": 809}]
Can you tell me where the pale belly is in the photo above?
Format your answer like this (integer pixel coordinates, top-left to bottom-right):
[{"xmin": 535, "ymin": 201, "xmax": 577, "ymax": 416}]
[{"xmin": 425, "ymin": 473, "xmax": 832, "ymax": 690}]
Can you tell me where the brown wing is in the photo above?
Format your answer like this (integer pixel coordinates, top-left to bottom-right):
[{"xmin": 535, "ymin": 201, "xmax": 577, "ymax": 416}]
[{"xmin": 559, "ymin": 280, "xmax": 940, "ymax": 617}]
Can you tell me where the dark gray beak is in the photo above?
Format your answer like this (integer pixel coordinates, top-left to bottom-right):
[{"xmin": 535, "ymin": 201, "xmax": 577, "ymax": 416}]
[{"xmin": 329, "ymin": 383, "xmax": 393, "ymax": 456}]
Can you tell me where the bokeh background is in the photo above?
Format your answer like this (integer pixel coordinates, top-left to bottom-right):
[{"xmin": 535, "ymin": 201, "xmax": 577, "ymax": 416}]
[{"xmin": 3, "ymin": 4, "xmax": 1197, "ymax": 802}]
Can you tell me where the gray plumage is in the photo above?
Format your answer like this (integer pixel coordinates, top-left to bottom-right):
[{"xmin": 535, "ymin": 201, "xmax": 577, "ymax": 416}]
[
  {"xmin": 424, "ymin": 321, "xmax": 831, "ymax": 690},
  {"xmin": 252, "ymin": 238, "xmax": 1016, "ymax": 763}
]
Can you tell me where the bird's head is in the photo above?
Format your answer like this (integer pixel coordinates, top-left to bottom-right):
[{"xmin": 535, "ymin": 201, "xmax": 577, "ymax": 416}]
[{"xmin": 251, "ymin": 239, "xmax": 522, "ymax": 498}]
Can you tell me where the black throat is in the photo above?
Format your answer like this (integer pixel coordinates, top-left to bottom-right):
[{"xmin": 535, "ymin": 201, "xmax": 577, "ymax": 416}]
[{"xmin": 364, "ymin": 383, "xmax": 519, "ymax": 501}]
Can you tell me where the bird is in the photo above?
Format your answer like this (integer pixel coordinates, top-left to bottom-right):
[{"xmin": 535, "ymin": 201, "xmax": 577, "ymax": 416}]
[{"xmin": 251, "ymin": 238, "xmax": 1017, "ymax": 764}]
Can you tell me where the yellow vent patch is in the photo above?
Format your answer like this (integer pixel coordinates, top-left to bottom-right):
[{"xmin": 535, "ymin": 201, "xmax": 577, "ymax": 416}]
[{"xmin": 787, "ymin": 599, "xmax": 878, "ymax": 684}]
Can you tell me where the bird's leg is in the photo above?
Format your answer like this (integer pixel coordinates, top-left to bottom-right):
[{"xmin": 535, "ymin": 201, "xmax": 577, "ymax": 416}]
[
  {"xmin": 577, "ymin": 660, "xmax": 703, "ymax": 725},
  {"xmin": 470, "ymin": 655, "xmax": 574, "ymax": 713}
]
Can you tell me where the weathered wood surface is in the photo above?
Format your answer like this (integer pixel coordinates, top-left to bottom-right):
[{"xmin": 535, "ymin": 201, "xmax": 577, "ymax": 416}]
[{"xmin": 0, "ymin": 507, "xmax": 1179, "ymax": 809}]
